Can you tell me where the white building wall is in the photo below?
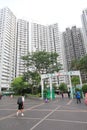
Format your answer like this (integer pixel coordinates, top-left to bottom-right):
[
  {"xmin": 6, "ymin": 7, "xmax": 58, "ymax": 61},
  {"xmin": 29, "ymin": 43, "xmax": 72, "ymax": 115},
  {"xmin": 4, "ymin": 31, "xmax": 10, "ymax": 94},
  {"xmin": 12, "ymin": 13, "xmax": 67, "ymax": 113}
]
[
  {"xmin": 81, "ymin": 9, "xmax": 87, "ymax": 53},
  {"xmin": 31, "ymin": 23, "xmax": 65, "ymax": 84},
  {"xmin": 0, "ymin": 7, "xmax": 16, "ymax": 91},
  {"xmin": 31, "ymin": 23, "xmax": 48, "ymax": 52},
  {"xmin": 16, "ymin": 19, "xmax": 29, "ymax": 77}
]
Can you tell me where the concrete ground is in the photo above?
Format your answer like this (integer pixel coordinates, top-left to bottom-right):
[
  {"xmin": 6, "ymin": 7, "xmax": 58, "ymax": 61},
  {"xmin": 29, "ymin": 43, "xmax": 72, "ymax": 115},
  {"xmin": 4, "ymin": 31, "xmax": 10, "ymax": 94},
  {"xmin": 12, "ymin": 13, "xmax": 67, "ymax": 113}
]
[{"xmin": 0, "ymin": 96, "xmax": 87, "ymax": 130}]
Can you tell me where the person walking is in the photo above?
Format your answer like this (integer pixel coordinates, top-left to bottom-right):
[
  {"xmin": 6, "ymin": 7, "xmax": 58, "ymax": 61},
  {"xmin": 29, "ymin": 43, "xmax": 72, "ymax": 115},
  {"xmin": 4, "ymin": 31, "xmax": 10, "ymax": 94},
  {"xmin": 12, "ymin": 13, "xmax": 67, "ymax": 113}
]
[
  {"xmin": 67, "ymin": 91, "xmax": 71, "ymax": 99},
  {"xmin": 61, "ymin": 92, "xmax": 64, "ymax": 99},
  {"xmin": 16, "ymin": 95, "xmax": 25, "ymax": 116},
  {"xmin": 76, "ymin": 91, "xmax": 81, "ymax": 104},
  {"xmin": 0, "ymin": 93, "xmax": 2, "ymax": 100}
]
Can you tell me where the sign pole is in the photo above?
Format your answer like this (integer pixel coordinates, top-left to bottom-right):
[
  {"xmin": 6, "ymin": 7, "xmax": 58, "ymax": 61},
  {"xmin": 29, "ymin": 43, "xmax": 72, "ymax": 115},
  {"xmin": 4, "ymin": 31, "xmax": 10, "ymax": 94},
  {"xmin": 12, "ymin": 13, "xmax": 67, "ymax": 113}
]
[
  {"xmin": 69, "ymin": 73, "xmax": 73, "ymax": 99},
  {"xmin": 49, "ymin": 76, "xmax": 52, "ymax": 100},
  {"xmin": 41, "ymin": 77, "xmax": 44, "ymax": 99}
]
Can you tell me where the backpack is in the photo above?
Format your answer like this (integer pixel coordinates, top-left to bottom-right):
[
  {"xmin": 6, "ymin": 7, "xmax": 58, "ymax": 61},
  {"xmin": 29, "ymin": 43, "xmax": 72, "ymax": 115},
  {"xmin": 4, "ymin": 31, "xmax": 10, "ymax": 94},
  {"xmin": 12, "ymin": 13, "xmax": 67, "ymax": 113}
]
[
  {"xmin": 17, "ymin": 97, "xmax": 22, "ymax": 104},
  {"xmin": 76, "ymin": 92, "xmax": 81, "ymax": 98}
]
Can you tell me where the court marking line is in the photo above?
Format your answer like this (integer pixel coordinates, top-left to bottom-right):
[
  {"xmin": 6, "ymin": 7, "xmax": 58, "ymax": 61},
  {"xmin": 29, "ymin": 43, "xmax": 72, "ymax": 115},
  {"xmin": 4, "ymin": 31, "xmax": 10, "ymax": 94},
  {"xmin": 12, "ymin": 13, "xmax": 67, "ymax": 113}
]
[
  {"xmin": 55, "ymin": 109, "xmax": 87, "ymax": 112},
  {"xmin": 0, "ymin": 102, "xmax": 44, "ymax": 121},
  {"xmin": 30, "ymin": 109, "xmax": 87, "ymax": 113},
  {"xmin": 9, "ymin": 116, "xmax": 87, "ymax": 124},
  {"xmin": 0, "ymin": 108, "xmax": 87, "ymax": 113},
  {"xmin": 24, "ymin": 103, "xmax": 44, "ymax": 111},
  {"xmin": 60, "ymin": 105, "xmax": 87, "ymax": 110},
  {"xmin": 30, "ymin": 109, "xmax": 53, "ymax": 111},
  {"xmin": 66, "ymin": 99, "xmax": 72, "ymax": 105},
  {"xmin": 30, "ymin": 105, "xmax": 61, "ymax": 130},
  {"xmin": 46, "ymin": 118, "xmax": 87, "ymax": 124},
  {"xmin": 9, "ymin": 116, "xmax": 41, "ymax": 120}
]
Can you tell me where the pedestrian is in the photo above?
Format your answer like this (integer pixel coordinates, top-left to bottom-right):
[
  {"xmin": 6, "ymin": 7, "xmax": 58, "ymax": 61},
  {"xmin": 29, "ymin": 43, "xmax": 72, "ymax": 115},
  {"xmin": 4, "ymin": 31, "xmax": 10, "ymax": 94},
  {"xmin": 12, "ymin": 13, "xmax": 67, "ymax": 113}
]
[
  {"xmin": 84, "ymin": 93, "xmax": 87, "ymax": 105},
  {"xmin": 76, "ymin": 91, "xmax": 81, "ymax": 104},
  {"xmin": 0, "ymin": 93, "xmax": 2, "ymax": 100},
  {"xmin": 45, "ymin": 98, "xmax": 49, "ymax": 103},
  {"xmin": 67, "ymin": 91, "xmax": 71, "ymax": 99},
  {"xmin": 16, "ymin": 94, "xmax": 25, "ymax": 116},
  {"xmin": 61, "ymin": 92, "xmax": 64, "ymax": 98},
  {"xmin": 10, "ymin": 94, "xmax": 13, "ymax": 99}
]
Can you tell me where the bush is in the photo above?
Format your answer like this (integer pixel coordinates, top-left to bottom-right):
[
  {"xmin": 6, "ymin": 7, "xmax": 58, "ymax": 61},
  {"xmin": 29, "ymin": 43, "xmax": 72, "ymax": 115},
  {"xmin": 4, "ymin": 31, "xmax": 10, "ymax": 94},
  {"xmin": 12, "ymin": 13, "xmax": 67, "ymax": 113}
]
[{"xmin": 82, "ymin": 84, "xmax": 87, "ymax": 94}]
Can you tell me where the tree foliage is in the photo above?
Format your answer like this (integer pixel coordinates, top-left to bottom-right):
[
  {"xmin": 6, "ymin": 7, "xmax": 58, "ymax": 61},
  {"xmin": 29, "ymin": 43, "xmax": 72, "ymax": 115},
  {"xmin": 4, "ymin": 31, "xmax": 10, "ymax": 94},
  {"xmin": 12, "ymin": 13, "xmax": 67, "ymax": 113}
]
[
  {"xmin": 22, "ymin": 71, "xmax": 41, "ymax": 94},
  {"xmin": 11, "ymin": 51, "xmax": 62, "ymax": 95},
  {"xmin": 71, "ymin": 76, "xmax": 80, "ymax": 87},
  {"xmin": 70, "ymin": 55, "xmax": 87, "ymax": 83},
  {"xmin": 82, "ymin": 84, "xmax": 87, "ymax": 94},
  {"xmin": 70, "ymin": 59, "xmax": 80, "ymax": 70},
  {"xmin": 70, "ymin": 55, "xmax": 87, "ymax": 73},
  {"xmin": 59, "ymin": 83, "xmax": 68, "ymax": 92},
  {"xmin": 11, "ymin": 76, "xmax": 28, "ymax": 94},
  {"xmin": 22, "ymin": 51, "xmax": 62, "ymax": 74},
  {"xmin": 22, "ymin": 51, "xmax": 62, "ymax": 94},
  {"xmin": 79, "ymin": 55, "xmax": 87, "ymax": 72}
]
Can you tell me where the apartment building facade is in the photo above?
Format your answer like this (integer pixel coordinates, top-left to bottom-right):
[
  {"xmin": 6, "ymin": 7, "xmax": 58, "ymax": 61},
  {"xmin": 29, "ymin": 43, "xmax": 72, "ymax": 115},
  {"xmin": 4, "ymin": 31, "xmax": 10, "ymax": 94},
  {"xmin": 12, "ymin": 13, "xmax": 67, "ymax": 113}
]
[
  {"xmin": 16, "ymin": 19, "xmax": 29, "ymax": 77},
  {"xmin": 81, "ymin": 9, "xmax": 87, "ymax": 53},
  {"xmin": 0, "ymin": 7, "xmax": 71, "ymax": 90},
  {"xmin": 0, "ymin": 7, "xmax": 16, "ymax": 91},
  {"xmin": 31, "ymin": 23, "xmax": 65, "ymax": 84},
  {"xmin": 63, "ymin": 26, "xmax": 86, "ymax": 71}
]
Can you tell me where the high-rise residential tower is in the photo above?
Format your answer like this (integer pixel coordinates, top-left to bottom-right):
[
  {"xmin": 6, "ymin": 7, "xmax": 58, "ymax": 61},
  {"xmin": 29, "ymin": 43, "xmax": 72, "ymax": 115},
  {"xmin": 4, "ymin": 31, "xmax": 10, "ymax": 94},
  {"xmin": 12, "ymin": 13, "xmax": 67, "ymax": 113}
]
[
  {"xmin": 31, "ymin": 23, "xmax": 63, "ymax": 65},
  {"xmin": 16, "ymin": 19, "xmax": 29, "ymax": 77},
  {"xmin": 0, "ymin": 7, "xmax": 16, "ymax": 91},
  {"xmin": 31, "ymin": 23, "xmax": 65, "ymax": 84},
  {"xmin": 31, "ymin": 23, "xmax": 48, "ymax": 52},
  {"xmin": 63, "ymin": 26, "xmax": 86, "ymax": 71},
  {"xmin": 81, "ymin": 9, "xmax": 87, "ymax": 53}
]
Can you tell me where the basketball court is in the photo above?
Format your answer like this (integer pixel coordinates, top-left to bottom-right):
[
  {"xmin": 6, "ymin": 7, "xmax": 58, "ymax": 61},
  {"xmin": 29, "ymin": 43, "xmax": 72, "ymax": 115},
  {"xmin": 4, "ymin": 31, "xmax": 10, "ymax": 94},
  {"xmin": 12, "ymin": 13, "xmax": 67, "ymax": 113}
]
[{"xmin": 0, "ymin": 97, "xmax": 87, "ymax": 130}]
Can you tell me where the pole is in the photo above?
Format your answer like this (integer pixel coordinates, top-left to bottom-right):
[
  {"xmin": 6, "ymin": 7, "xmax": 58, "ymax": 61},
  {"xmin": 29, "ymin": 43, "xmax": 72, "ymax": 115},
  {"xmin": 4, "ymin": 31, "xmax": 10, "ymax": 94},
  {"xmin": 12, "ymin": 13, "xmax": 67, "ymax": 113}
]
[
  {"xmin": 41, "ymin": 78, "xmax": 44, "ymax": 99},
  {"xmin": 49, "ymin": 76, "xmax": 52, "ymax": 100},
  {"xmin": 79, "ymin": 71, "xmax": 84, "ymax": 98},
  {"xmin": 69, "ymin": 73, "xmax": 73, "ymax": 99},
  {"xmin": 79, "ymin": 71, "xmax": 82, "ymax": 87}
]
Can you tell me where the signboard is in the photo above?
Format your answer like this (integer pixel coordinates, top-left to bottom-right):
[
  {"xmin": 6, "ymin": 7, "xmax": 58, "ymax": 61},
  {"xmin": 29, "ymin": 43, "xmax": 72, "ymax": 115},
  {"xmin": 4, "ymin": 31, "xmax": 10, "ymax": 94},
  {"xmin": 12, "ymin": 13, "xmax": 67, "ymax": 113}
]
[
  {"xmin": 69, "ymin": 71, "xmax": 80, "ymax": 76},
  {"xmin": 41, "ymin": 71, "xmax": 80, "ymax": 79}
]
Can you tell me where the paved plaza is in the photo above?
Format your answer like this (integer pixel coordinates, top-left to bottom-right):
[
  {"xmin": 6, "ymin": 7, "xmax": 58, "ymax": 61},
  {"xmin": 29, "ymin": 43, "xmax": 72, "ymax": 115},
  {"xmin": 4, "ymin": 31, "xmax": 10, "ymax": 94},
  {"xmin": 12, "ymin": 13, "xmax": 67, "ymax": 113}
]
[{"xmin": 0, "ymin": 96, "xmax": 87, "ymax": 130}]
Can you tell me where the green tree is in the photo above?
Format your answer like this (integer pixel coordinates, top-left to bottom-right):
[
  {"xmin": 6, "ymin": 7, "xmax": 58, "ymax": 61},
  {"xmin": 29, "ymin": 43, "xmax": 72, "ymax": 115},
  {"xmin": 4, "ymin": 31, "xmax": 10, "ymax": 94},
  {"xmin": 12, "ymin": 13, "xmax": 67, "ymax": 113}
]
[
  {"xmin": 11, "ymin": 76, "xmax": 28, "ymax": 94},
  {"xmin": 71, "ymin": 76, "xmax": 80, "ymax": 87},
  {"xmin": 82, "ymin": 84, "xmax": 87, "ymax": 94},
  {"xmin": 70, "ymin": 59, "xmax": 80, "ymax": 70},
  {"xmin": 21, "ymin": 51, "xmax": 62, "ymax": 95},
  {"xmin": 79, "ymin": 55, "xmax": 87, "ymax": 72},
  {"xmin": 70, "ymin": 55, "xmax": 87, "ymax": 72},
  {"xmin": 22, "ymin": 51, "xmax": 62, "ymax": 74},
  {"xmin": 23, "ymin": 71, "xmax": 41, "ymax": 94},
  {"xmin": 70, "ymin": 55, "xmax": 87, "ymax": 83},
  {"xmin": 59, "ymin": 83, "xmax": 68, "ymax": 92}
]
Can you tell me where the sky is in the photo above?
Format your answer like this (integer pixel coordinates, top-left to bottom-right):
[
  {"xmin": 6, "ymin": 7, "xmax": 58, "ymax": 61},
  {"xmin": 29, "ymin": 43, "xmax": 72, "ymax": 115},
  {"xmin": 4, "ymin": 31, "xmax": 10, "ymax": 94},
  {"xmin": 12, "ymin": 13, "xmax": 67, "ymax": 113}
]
[{"xmin": 0, "ymin": 0, "xmax": 87, "ymax": 31}]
